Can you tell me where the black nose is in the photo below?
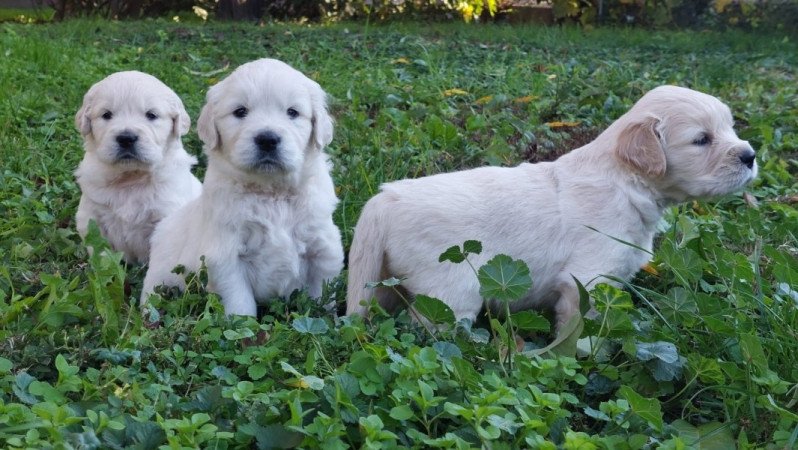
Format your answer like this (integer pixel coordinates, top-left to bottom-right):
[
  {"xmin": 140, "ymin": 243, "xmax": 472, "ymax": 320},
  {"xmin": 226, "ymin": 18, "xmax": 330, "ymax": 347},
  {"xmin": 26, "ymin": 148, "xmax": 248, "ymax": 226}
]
[
  {"xmin": 116, "ymin": 132, "xmax": 139, "ymax": 149},
  {"xmin": 739, "ymin": 149, "xmax": 756, "ymax": 169},
  {"xmin": 254, "ymin": 131, "xmax": 281, "ymax": 154}
]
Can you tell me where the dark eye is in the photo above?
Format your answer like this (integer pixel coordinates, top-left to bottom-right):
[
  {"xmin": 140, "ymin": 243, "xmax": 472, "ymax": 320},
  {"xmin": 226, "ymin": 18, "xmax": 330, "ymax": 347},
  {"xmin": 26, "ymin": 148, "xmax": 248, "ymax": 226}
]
[
  {"xmin": 145, "ymin": 111, "xmax": 158, "ymax": 121},
  {"xmin": 692, "ymin": 133, "xmax": 711, "ymax": 146},
  {"xmin": 287, "ymin": 108, "xmax": 299, "ymax": 119},
  {"xmin": 101, "ymin": 111, "xmax": 113, "ymax": 120},
  {"xmin": 233, "ymin": 106, "xmax": 248, "ymax": 119}
]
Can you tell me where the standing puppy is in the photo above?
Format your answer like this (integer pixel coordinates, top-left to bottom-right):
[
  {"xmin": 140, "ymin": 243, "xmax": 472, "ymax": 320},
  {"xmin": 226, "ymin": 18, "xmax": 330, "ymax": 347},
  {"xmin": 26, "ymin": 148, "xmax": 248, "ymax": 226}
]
[
  {"xmin": 346, "ymin": 86, "xmax": 757, "ymax": 330},
  {"xmin": 142, "ymin": 59, "xmax": 343, "ymax": 316},
  {"xmin": 75, "ymin": 71, "xmax": 202, "ymax": 264}
]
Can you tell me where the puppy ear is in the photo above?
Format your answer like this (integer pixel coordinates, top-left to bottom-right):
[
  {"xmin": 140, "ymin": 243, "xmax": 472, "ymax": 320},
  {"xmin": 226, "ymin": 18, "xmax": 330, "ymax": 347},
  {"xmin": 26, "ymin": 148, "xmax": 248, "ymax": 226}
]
[
  {"xmin": 197, "ymin": 101, "xmax": 219, "ymax": 151},
  {"xmin": 615, "ymin": 116, "xmax": 666, "ymax": 178},
  {"xmin": 309, "ymin": 82, "xmax": 334, "ymax": 150},
  {"xmin": 75, "ymin": 93, "xmax": 92, "ymax": 137},
  {"xmin": 170, "ymin": 97, "xmax": 191, "ymax": 137}
]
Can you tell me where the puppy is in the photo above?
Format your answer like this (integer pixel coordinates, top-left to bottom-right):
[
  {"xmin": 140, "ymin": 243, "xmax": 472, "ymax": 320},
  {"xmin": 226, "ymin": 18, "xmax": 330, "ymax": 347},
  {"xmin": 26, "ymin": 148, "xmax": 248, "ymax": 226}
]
[
  {"xmin": 75, "ymin": 71, "xmax": 202, "ymax": 263},
  {"xmin": 141, "ymin": 58, "xmax": 344, "ymax": 317},
  {"xmin": 346, "ymin": 85, "xmax": 757, "ymax": 330}
]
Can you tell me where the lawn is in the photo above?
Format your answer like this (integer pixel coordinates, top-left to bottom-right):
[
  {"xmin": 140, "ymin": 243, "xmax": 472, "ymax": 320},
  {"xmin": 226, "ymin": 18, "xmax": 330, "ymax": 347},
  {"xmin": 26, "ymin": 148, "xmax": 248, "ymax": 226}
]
[{"xmin": 1, "ymin": 18, "xmax": 797, "ymax": 449}]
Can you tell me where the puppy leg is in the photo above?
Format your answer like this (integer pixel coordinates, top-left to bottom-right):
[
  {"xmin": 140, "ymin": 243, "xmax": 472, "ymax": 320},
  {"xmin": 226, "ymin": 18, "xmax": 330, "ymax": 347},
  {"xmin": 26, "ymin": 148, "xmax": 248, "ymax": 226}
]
[
  {"xmin": 75, "ymin": 197, "xmax": 91, "ymax": 240},
  {"xmin": 209, "ymin": 261, "xmax": 257, "ymax": 317},
  {"xmin": 304, "ymin": 225, "xmax": 344, "ymax": 299},
  {"xmin": 141, "ymin": 263, "xmax": 187, "ymax": 306},
  {"xmin": 553, "ymin": 282, "xmax": 581, "ymax": 332}
]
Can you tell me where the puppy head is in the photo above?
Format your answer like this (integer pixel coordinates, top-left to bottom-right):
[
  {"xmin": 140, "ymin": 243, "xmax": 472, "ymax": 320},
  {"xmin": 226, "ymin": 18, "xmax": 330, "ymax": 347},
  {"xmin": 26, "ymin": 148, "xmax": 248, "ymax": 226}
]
[
  {"xmin": 75, "ymin": 71, "xmax": 190, "ymax": 167},
  {"xmin": 197, "ymin": 58, "xmax": 333, "ymax": 177},
  {"xmin": 614, "ymin": 85, "xmax": 757, "ymax": 201}
]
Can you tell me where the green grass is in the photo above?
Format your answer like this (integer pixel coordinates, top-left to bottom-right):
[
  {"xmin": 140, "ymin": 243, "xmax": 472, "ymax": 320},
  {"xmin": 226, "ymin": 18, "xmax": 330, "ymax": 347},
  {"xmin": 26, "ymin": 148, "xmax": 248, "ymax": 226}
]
[
  {"xmin": 0, "ymin": 7, "xmax": 54, "ymax": 22},
  {"xmin": 1, "ymin": 19, "xmax": 797, "ymax": 449}
]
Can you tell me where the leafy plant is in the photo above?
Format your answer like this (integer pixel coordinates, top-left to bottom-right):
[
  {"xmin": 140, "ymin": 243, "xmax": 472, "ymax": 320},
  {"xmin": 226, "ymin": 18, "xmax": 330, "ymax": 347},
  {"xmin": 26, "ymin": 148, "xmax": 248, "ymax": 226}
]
[{"xmin": 0, "ymin": 18, "xmax": 796, "ymax": 448}]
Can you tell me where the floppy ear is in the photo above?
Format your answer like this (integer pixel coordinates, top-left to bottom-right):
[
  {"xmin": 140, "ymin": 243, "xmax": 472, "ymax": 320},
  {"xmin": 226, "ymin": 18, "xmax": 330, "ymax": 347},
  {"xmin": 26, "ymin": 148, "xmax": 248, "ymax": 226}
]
[
  {"xmin": 197, "ymin": 101, "xmax": 219, "ymax": 151},
  {"xmin": 170, "ymin": 97, "xmax": 191, "ymax": 137},
  {"xmin": 615, "ymin": 116, "xmax": 666, "ymax": 178},
  {"xmin": 309, "ymin": 82, "xmax": 334, "ymax": 150},
  {"xmin": 75, "ymin": 92, "xmax": 93, "ymax": 137}
]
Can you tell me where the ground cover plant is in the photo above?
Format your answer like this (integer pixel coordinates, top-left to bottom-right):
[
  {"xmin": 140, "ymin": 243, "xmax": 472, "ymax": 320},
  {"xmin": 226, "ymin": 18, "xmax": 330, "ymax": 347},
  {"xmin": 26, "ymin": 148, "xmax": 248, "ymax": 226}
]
[{"xmin": 0, "ymin": 18, "xmax": 797, "ymax": 449}]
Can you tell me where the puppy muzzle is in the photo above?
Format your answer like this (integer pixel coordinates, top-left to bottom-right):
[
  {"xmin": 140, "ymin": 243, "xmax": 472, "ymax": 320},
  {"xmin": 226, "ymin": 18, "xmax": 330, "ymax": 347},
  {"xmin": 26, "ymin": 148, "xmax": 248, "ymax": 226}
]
[
  {"xmin": 251, "ymin": 131, "xmax": 284, "ymax": 170},
  {"xmin": 738, "ymin": 148, "xmax": 756, "ymax": 170},
  {"xmin": 115, "ymin": 131, "xmax": 141, "ymax": 162}
]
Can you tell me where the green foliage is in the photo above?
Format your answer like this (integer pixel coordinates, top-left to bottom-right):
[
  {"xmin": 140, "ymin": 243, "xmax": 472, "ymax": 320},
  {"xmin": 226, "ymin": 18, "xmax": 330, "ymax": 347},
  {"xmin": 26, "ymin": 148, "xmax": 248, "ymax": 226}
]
[
  {"xmin": 1, "ymin": 19, "xmax": 797, "ymax": 448},
  {"xmin": 549, "ymin": 0, "xmax": 798, "ymax": 31}
]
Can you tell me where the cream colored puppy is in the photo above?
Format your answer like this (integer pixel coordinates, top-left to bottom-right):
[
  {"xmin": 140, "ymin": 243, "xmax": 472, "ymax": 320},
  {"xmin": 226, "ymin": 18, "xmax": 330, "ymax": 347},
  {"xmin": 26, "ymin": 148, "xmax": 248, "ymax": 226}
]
[
  {"xmin": 142, "ymin": 58, "xmax": 343, "ymax": 316},
  {"xmin": 75, "ymin": 71, "xmax": 202, "ymax": 264},
  {"xmin": 347, "ymin": 85, "xmax": 757, "ymax": 330}
]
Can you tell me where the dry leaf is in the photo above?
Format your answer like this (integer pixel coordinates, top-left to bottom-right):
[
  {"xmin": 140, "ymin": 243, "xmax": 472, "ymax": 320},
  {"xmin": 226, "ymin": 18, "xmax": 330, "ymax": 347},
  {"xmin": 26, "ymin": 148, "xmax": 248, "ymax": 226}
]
[
  {"xmin": 641, "ymin": 262, "xmax": 659, "ymax": 276},
  {"xmin": 392, "ymin": 57, "xmax": 410, "ymax": 64},
  {"xmin": 743, "ymin": 192, "xmax": 759, "ymax": 208},
  {"xmin": 475, "ymin": 95, "xmax": 493, "ymax": 105},
  {"xmin": 443, "ymin": 88, "xmax": 468, "ymax": 97},
  {"xmin": 513, "ymin": 95, "xmax": 538, "ymax": 104},
  {"xmin": 545, "ymin": 121, "xmax": 580, "ymax": 128},
  {"xmin": 777, "ymin": 194, "xmax": 798, "ymax": 204}
]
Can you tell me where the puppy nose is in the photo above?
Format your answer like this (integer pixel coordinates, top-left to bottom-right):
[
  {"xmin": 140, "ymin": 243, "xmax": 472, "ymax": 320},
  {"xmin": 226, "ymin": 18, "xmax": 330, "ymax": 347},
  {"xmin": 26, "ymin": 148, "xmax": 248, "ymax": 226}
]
[
  {"xmin": 116, "ymin": 132, "xmax": 139, "ymax": 149},
  {"xmin": 739, "ymin": 148, "xmax": 756, "ymax": 169},
  {"xmin": 254, "ymin": 131, "xmax": 281, "ymax": 154}
]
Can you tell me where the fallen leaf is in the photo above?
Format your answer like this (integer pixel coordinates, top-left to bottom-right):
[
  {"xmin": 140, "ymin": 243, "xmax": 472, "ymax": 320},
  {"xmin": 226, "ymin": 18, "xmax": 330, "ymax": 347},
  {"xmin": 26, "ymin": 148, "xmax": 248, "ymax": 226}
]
[
  {"xmin": 392, "ymin": 57, "xmax": 410, "ymax": 64},
  {"xmin": 545, "ymin": 121, "xmax": 580, "ymax": 128},
  {"xmin": 443, "ymin": 88, "xmax": 468, "ymax": 97},
  {"xmin": 513, "ymin": 95, "xmax": 538, "ymax": 104},
  {"xmin": 475, "ymin": 95, "xmax": 493, "ymax": 105},
  {"xmin": 641, "ymin": 262, "xmax": 659, "ymax": 276},
  {"xmin": 184, "ymin": 63, "xmax": 230, "ymax": 78},
  {"xmin": 743, "ymin": 192, "xmax": 759, "ymax": 208},
  {"xmin": 691, "ymin": 200, "xmax": 706, "ymax": 214}
]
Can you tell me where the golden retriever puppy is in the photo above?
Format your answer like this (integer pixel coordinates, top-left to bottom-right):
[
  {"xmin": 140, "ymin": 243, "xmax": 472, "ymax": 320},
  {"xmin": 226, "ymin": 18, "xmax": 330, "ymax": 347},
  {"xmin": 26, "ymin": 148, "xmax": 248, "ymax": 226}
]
[
  {"xmin": 141, "ymin": 59, "xmax": 344, "ymax": 316},
  {"xmin": 74, "ymin": 71, "xmax": 202, "ymax": 264},
  {"xmin": 346, "ymin": 85, "xmax": 757, "ymax": 330}
]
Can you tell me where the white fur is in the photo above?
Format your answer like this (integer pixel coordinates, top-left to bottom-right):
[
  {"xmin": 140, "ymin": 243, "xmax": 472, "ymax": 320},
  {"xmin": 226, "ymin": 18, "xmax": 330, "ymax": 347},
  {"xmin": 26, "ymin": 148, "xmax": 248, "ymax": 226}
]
[
  {"xmin": 141, "ymin": 58, "xmax": 343, "ymax": 316},
  {"xmin": 346, "ymin": 85, "xmax": 758, "ymax": 330},
  {"xmin": 74, "ymin": 71, "xmax": 202, "ymax": 264}
]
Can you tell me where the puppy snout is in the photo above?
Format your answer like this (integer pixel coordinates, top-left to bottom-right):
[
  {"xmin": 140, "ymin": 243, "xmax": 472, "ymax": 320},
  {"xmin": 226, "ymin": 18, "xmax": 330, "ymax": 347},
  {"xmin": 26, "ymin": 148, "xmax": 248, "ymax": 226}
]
[
  {"xmin": 254, "ymin": 131, "xmax": 281, "ymax": 154},
  {"xmin": 738, "ymin": 146, "xmax": 756, "ymax": 169},
  {"xmin": 116, "ymin": 131, "xmax": 139, "ymax": 149}
]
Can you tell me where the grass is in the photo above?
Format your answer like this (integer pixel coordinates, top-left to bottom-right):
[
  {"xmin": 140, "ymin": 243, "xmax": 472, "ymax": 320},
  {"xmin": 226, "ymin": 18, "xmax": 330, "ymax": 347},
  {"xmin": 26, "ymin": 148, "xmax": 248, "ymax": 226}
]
[
  {"xmin": 0, "ymin": 8, "xmax": 54, "ymax": 23},
  {"xmin": 1, "ymin": 18, "xmax": 797, "ymax": 448}
]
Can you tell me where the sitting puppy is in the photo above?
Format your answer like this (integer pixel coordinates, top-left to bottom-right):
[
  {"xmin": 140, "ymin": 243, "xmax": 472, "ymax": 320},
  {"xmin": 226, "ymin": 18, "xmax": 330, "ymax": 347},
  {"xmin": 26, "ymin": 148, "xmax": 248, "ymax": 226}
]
[
  {"xmin": 74, "ymin": 71, "xmax": 202, "ymax": 263},
  {"xmin": 346, "ymin": 85, "xmax": 757, "ymax": 330},
  {"xmin": 141, "ymin": 58, "xmax": 344, "ymax": 316}
]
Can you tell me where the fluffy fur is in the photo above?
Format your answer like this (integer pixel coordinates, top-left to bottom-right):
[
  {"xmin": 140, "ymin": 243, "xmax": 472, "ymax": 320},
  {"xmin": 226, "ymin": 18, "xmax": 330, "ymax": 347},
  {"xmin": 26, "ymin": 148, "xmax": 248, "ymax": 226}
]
[
  {"xmin": 74, "ymin": 71, "xmax": 202, "ymax": 263},
  {"xmin": 346, "ymin": 85, "xmax": 758, "ymax": 330},
  {"xmin": 141, "ymin": 58, "xmax": 344, "ymax": 316}
]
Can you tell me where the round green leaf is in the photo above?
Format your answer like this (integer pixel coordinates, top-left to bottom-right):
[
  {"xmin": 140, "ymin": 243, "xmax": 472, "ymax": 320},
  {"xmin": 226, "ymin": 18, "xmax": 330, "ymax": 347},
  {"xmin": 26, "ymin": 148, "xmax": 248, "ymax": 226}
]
[
  {"xmin": 413, "ymin": 295, "xmax": 455, "ymax": 325},
  {"xmin": 477, "ymin": 255, "xmax": 532, "ymax": 302},
  {"xmin": 390, "ymin": 405, "xmax": 415, "ymax": 421},
  {"xmin": 292, "ymin": 317, "xmax": 329, "ymax": 335}
]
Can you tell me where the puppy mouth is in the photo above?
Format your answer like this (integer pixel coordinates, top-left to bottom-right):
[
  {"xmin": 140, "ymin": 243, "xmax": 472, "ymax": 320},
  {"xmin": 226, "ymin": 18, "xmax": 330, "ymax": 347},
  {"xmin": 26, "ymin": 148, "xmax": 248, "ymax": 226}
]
[
  {"xmin": 115, "ymin": 147, "xmax": 144, "ymax": 163},
  {"xmin": 251, "ymin": 155, "xmax": 284, "ymax": 171}
]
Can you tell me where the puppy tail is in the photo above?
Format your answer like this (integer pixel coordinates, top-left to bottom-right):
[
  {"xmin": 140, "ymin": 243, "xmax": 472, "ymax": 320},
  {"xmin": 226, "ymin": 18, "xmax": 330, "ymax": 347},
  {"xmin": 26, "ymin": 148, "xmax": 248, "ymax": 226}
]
[{"xmin": 346, "ymin": 193, "xmax": 391, "ymax": 317}]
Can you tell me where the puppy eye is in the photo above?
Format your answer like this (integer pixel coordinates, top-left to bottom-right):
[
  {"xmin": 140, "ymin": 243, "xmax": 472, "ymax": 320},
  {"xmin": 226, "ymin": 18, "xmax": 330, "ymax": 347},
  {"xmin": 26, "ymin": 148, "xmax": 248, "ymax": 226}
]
[
  {"xmin": 101, "ymin": 111, "xmax": 113, "ymax": 120},
  {"xmin": 145, "ymin": 111, "xmax": 158, "ymax": 121},
  {"xmin": 287, "ymin": 108, "xmax": 299, "ymax": 119},
  {"xmin": 692, "ymin": 133, "xmax": 711, "ymax": 146},
  {"xmin": 233, "ymin": 106, "xmax": 248, "ymax": 119}
]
